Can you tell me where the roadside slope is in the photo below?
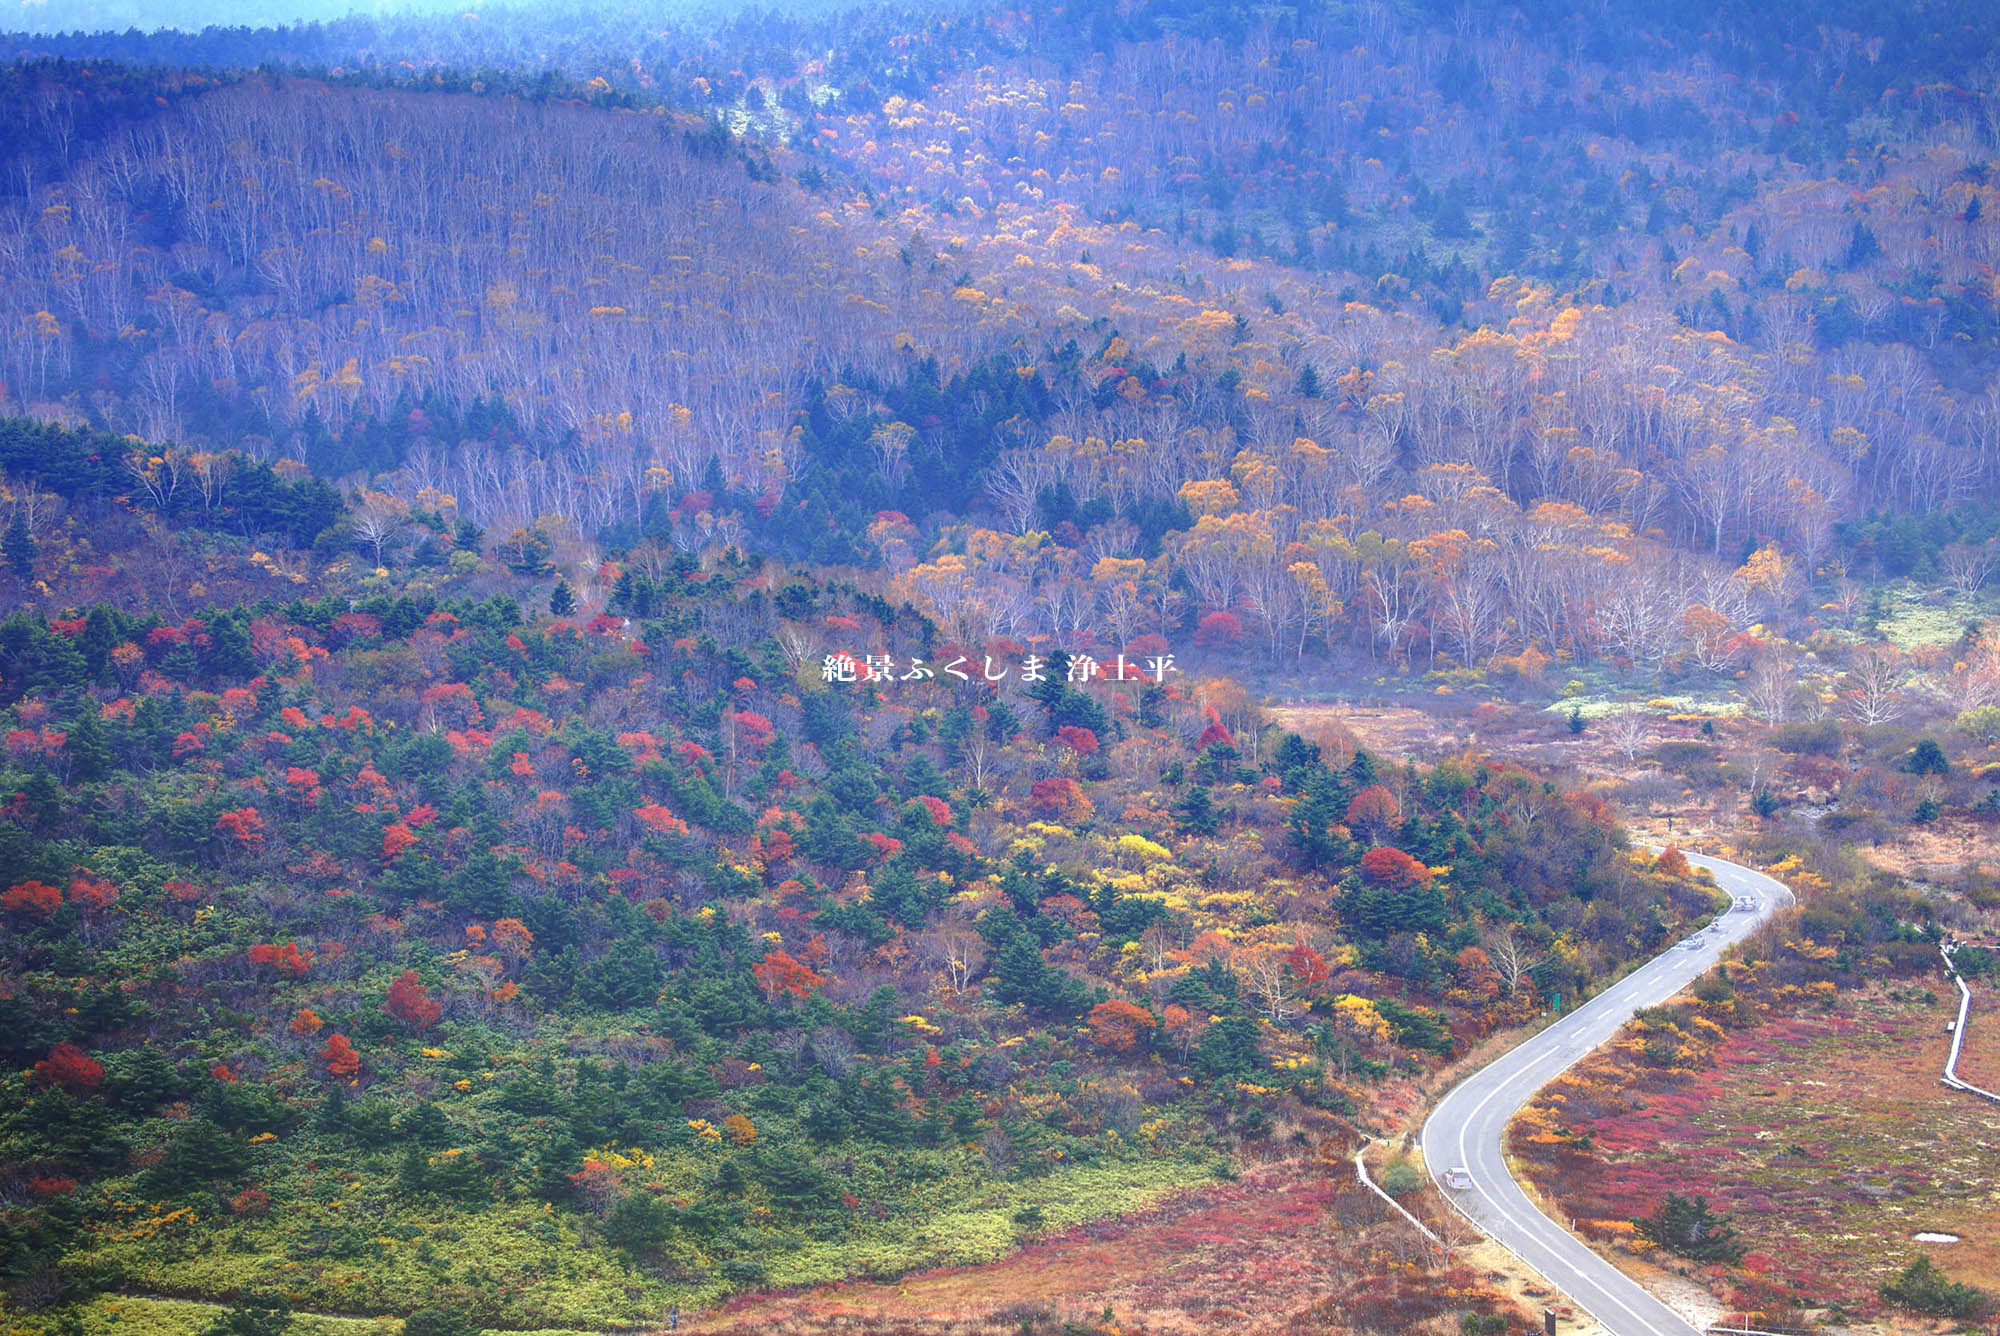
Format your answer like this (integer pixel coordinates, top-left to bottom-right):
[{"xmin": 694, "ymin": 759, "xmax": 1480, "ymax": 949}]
[{"xmin": 1420, "ymin": 853, "xmax": 1793, "ymax": 1336}]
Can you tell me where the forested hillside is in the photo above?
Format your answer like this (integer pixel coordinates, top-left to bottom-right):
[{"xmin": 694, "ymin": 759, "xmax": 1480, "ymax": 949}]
[
  {"xmin": 0, "ymin": 441, "xmax": 1715, "ymax": 1330},
  {"xmin": 2, "ymin": 0, "xmax": 1996, "ymax": 676}
]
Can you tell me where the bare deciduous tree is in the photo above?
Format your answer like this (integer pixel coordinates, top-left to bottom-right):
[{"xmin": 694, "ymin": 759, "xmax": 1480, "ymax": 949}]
[
  {"xmin": 1603, "ymin": 707, "xmax": 1654, "ymax": 766},
  {"xmin": 1483, "ymin": 926, "xmax": 1547, "ymax": 995},
  {"xmin": 1943, "ymin": 539, "xmax": 1998, "ymax": 600},
  {"xmin": 1843, "ymin": 645, "xmax": 1909, "ymax": 726},
  {"xmin": 1745, "ymin": 653, "xmax": 1794, "ymax": 727}
]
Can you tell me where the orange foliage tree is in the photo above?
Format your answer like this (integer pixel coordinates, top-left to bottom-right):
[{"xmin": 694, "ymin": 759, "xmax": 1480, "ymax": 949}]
[
  {"xmin": 383, "ymin": 970, "xmax": 442, "ymax": 1030},
  {"xmin": 1028, "ymin": 776, "xmax": 1092, "ymax": 821},
  {"xmin": 2, "ymin": 880, "xmax": 63, "ymax": 916},
  {"xmin": 214, "ymin": 807, "xmax": 265, "ymax": 849},
  {"xmin": 753, "ymin": 948, "xmax": 827, "ymax": 1000},
  {"xmin": 320, "ymin": 1032, "xmax": 361, "ymax": 1077},
  {"xmin": 1086, "ymin": 999, "xmax": 1158, "ymax": 1053},
  {"xmin": 67, "ymin": 873, "xmax": 118, "ymax": 910},
  {"xmin": 1359, "ymin": 846, "xmax": 1431, "ymax": 888},
  {"xmin": 1344, "ymin": 785, "xmax": 1401, "ymax": 843},
  {"xmin": 491, "ymin": 917, "xmax": 535, "ymax": 958},
  {"xmin": 1454, "ymin": 946, "xmax": 1502, "ymax": 1000},
  {"xmin": 1161, "ymin": 1003, "xmax": 1205, "ymax": 1061},
  {"xmin": 248, "ymin": 941, "xmax": 314, "ymax": 975}
]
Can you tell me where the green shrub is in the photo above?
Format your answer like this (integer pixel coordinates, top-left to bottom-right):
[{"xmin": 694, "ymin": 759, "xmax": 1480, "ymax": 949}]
[
  {"xmin": 1633, "ymin": 1193, "xmax": 1745, "ymax": 1263},
  {"xmin": 1377, "ymin": 1158, "xmax": 1422, "ymax": 1197},
  {"xmin": 1770, "ymin": 720, "xmax": 1842, "ymax": 755},
  {"xmin": 142, "ymin": 1120, "xmax": 251, "ymax": 1200},
  {"xmin": 1902, "ymin": 738, "xmax": 1951, "ymax": 775},
  {"xmin": 1881, "ymin": 1254, "xmax": 1989, "ymax": 1318},
  {"xmin": 199, "ymin": 1301, "xmax": 292, "ymax": 1336},
  {"xmin": 403, "ymin": 1309, "xmax": 484, "ymax": 1336}
]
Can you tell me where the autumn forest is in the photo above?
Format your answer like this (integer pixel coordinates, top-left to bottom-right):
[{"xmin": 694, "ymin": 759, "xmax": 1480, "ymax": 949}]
[{"xmin": 1, "ymin": 0, "xmax": 1998, "ymax": 1333}]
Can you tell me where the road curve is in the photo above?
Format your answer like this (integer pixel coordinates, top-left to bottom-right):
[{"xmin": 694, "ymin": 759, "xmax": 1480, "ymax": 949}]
[{"xmin": 1420, "ymin": 852, "xmax": 1794, "ymax": 1336}]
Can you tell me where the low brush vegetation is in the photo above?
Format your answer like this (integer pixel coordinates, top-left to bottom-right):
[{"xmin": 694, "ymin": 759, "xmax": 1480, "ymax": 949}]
[
  {"xmin": 1511, "ymin": 864, "xmax": 2000, "ymax": 1329},
  {"xmin": 0, "ymin": 459, "xmax": 1716, "ymax": 1330}
]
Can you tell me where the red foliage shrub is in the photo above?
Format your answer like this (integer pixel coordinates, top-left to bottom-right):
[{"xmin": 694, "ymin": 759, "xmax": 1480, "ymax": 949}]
[
  {"xmin": 1359, "ymin": 846, "xmax": 1431, "ymax": 888},
  {"xmin": 330, "ymin": 611, "xmax": 383, "ymax": 642},
  {"xmin": 214, "ymin": 807, "xmax": 265, "ymax": 848},
  {"xmin": 730, "ymin": 709, "xmax": 775, "ymax": 749},
  {"xmin": 383, "ymin": 970, "xmax": 442, "ymax": 1030},
  {"xmin": 331, "ymin": 705, "xmax": 374, "ymax": 731},
  {"xmin": 1286, "ymin": 944, "xmax": 1331, "ymax": 990},
  {"xmin": 380, "ymin": 822, "xmax": 419, "ymax": 861},
  {"xmin": 4, "ymin": 728, "xmax": 52, "ymax": 761},
  {"xmin": 32, "ymin": 1042, "xmax": 104, "ymax": 1094},
  {"xmin": 320, "ymin": 1032, "xmax": 361, "ymax": 1077},
  {"xmin": 2, "ymin": 880, "xmax": 63, "ymax": 916},
  {"xmin": 753, "ymin": 949, "xmax": 827, "ymax": 1000},
  {"xmin": 1029, "ymin": 776, "xmax": 1092, "ymax": 821},
  {"xmin": 1087, "ymin": 999, "xmax": 1158, "ymax": 1053},
  {"xmin": 1054, "ymin": 724, "xmax": 1099, "ymax": 755},
  {"xmin": 568, "ymin": 1158, "xmax": 619, "ymax": 1215},
  {"xmin": 633, "ymin": 802, "xmax": 690, "ymax": 836},
  {"xmin": 418, "ymin": 681, "xmax": 482, "ymax": 727},
  {"xmin": 1194, "ymin": 610, "xmax": 1243, "ymax": 649},
  {"xmin": 248, "ymin": 941, "xmax": 313, "ymax": 975}
]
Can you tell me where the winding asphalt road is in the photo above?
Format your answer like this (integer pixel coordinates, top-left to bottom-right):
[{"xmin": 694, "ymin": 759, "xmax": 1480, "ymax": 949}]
[{"xmin": 1420, "ymin": 852, "xmax": 1794, "ymax": 1336}]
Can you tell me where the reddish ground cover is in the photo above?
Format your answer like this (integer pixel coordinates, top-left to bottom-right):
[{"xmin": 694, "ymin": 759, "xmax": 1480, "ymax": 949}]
[
  {"xmin": 1955, "ymin": 969, "xmax": 2000, "ymax": 1093},
  {"xmin": 1514, "ymin": 987, "xmax": 2000, "ymax": 1327},
  {"xmin": 692, "ymin": 1155, "xmax": 1528, "ymax": 1335}
]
